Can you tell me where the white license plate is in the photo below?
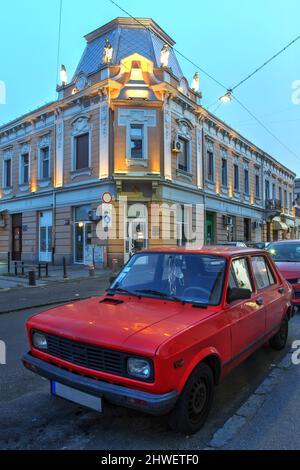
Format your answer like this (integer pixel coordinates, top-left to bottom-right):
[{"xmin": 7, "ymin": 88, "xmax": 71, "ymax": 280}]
[{"xmin": 51, "ymin": 381, "xmax": 102, "ymax": 412}]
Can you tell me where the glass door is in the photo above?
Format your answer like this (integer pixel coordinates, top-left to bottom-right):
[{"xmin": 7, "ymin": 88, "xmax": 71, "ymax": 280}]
[
  {"xmin": 75, "ymin": 222, "xmax": 92, "ymax": 264},
  {"xmin": 39, "ymin": 211, "xmax": 53, "ymax": 262}
]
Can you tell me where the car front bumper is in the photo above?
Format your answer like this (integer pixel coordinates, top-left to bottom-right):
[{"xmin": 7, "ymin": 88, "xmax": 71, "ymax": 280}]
[{"xmin": 22, "ymin": 353, "xmax": 178, "ymax": 416}]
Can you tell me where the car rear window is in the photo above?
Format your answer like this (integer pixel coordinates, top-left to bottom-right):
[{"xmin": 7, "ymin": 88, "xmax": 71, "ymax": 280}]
[{"xmin": 251, "ymin": 256, "xmax": 275, "ymax": 290}]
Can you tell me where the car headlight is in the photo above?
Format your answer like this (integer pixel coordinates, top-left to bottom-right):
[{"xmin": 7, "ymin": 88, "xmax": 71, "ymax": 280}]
[
  {"xmin": 127, "ymin": 358, "xmax": 151, "ymax": 380},
  {"xmin": 32, "ymin": 331, "xmax": 48, "ymax": 350}
]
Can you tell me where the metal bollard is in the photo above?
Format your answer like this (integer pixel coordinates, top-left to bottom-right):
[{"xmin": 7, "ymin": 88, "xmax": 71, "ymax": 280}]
[
  {"xmin": 14, "ymin": 262, "xmax": 18, "ymax": 276},
  {"xmin": 38, "ymin": 264, "xmax": 41, "ymax": 278},
  {"xmin": 28, "ymin": 270, "xmax": 36, "ymax": 286},
  {"xmin": 45, "ymin": 263, "xmax": 49, "ymax": 277},
  {"xmin": 88, "ymin": 265, "xmax": 95, "ymax": 277},
  {"xmin": 112, "ymin": 258, "xmax": 118, "ymax": 275},
  {"xmin": 21, "ymin": 262, "xmax": 25, "ymax": 276},
  {"xmin": 7, "ymin": 252, "xmax": 10, "ymax": 274},
  {"xmin": 63, "ymin": 257, "xmax": 68, "ymax": 278}
]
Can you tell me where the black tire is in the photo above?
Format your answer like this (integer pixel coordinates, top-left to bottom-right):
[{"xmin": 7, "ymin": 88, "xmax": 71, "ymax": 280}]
[
  {"xmin": 168, "ymin": 363, "xmax": 214, "ymax": 435},
  {"xmin": 269, "ymin": 316, "xmax": 289, "ymax": 351}
]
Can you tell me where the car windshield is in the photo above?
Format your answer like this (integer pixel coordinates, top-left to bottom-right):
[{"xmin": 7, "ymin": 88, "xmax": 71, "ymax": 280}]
[
  {"xmin": 111, "ymin": 252, "xmax": 227, "ymax": 306},
  {"xmin": 267, "ymin": 242, "xmax": 300, "ymax": 262}
]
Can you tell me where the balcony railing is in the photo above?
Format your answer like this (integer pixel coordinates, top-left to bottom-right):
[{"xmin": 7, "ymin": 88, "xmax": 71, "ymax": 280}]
[{"xmin": 265, "ymin": 199, "xmax": 282, "ymax": 211}]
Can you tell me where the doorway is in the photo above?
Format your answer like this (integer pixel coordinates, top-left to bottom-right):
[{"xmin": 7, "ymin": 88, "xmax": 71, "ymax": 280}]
[
  {"xmin": 75, "ymin": 221, "xmax": 93, "ymax": 264},
  {"xmin": 12, "ymin": 214, "xmax": 22, "ymax": 261},
  {"xmin": 39, "ymin": 211, "xmax": 52, "ymax": 262},
  {"xmin": 124, "ymin": 203, "xmax": 148, "ymax": 263},
  {"xmin": 205, "ymin": 212, "xmax": 215, "ymax": 245}
]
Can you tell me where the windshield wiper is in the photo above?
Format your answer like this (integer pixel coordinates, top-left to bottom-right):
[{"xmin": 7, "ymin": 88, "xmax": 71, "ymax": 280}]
[
  {"xmin": 135, "ymin": 289, "xmax": 184, "ymax": 303},
  {"xmin": 107, "ymin": 287, "xmax": 140, "ymax": 298}
]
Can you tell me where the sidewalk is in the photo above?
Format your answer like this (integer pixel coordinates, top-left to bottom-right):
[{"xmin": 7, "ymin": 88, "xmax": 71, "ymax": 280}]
[
  {"xmin": 0, "ymin": 274, "xmax": 111, "ymax": 314},
  {"xmin": 222, "ymin": 355, "xmax": 300, "ymax": 450},
  {"xmin": 0, "ymin": 262, "xmax": 112, "ymax": 289}
]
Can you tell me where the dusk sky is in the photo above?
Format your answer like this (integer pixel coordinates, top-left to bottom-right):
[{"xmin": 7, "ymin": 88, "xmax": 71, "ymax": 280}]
[{"xmin": 0, "ymin": 0, "xmax": 299, "ymax": 174}]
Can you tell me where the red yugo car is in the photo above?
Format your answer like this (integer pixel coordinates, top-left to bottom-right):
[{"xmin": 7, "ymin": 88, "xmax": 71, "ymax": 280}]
[
  {"xmin": 23, "ymin": 247, "xmax": 293, "ymax": 434},
  {"xmin": 267, "ymin": 240, "xmax": 300, "ymax": 309}
]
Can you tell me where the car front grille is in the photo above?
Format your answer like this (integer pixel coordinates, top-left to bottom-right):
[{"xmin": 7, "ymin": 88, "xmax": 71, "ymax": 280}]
[
  {"xmin": 45, "ymin": 333, "xmax": 126, "ymax": 377},
  {"xmin": 294, "ymin": 290, "xmax": 300, "ymax": 299}
]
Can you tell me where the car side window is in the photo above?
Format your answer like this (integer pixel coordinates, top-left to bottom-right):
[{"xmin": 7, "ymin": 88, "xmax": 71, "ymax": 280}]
[
  {"xmin": 251, "ymin": 256, "xmax": 274, "ymax": 290},
  {"xmin": 229, "ymin": 258, "xmax": 253, "ymax": 291}
]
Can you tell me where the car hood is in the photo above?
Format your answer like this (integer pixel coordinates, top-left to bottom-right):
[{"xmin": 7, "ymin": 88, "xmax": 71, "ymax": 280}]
[
  {"xmin": 28, "ymin": 296, "xmax": 216, "ymax": 355},
  {"xmin": 274, "ymin": 261, "xmax": 300, "ymax": 279}
]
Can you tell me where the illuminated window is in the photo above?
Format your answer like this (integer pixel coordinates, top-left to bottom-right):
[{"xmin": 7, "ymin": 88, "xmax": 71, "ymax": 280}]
[
  {"xmin": 221, "ymin": 158, "xmax": 228, "ymax": 187},
  {"xmin": 233, "ymin": 164, "xmax": 239, "ymax": 191},
  {"xmin": 178, "ymin": 137, "xmax": 189, "ymax": 173},
  {"xmin": 255, "ymin": 174, "xmax": 260, "ymax": 198},
  {"xmin": 207, "ymin": 150, "xmax": 214, "ymax": 182},
  {"xmin": 75, "ymin": 133, "xmax": 89, "ymax": 170},
  {"xmin": 20, "ymin": 153, "xmax": 29, "ymax": 184},
  {"xmin": 130, "ymin": 124, "xmax": 144, "ymax": 159},
  {"xmin": 39, "ymin": 147, "xmax": 50, "ymax": 180},
  {"xmin": 3, "ymin": 158, "xmax": 11, "ymax": 188},
  {"xmin": 244, "ymin": 169, "xmax": 249, "ymax": 195}
]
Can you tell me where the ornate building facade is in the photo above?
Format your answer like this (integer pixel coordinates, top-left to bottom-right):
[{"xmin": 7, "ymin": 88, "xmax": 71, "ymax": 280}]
[{"xmin": 0, "ymin": 18, "xmax": 296, "ymax": 266}]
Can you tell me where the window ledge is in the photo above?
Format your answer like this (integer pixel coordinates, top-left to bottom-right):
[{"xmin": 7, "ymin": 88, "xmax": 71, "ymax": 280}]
[
  {"xmin": 126, "ymin": 158, "xmax": 148, "ymax": 167},
  {"xmin": 38, "ymin": 178, "xmax": 52, "ymax": 187},
  {"xmin": 71, "ymin": 168, "xmax": 92, "ymax": 178},
  {"xmin": 176, "ymin": 169, "xmax": 193, "ymax": 180},
  {"xmin": 2, "ymin": 187, "xmax": 13, "ymax": 195},
  {"xmin": 19, "ymin": 183, "xmax": 29, "ymax": 192}
]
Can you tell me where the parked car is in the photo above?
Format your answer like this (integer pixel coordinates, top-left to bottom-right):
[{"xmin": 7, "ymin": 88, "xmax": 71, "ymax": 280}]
[
  {"xmin": 216, "ymin": 242, "xmax": 247, "ymax": 247},
  {"xmin": 267, "ymin": 240, "xmax": 300, "ymax": 309},
  {"xmin": 22, "ymin": 247, "xmax": 293, "ymax": 435},
  {"xmin": 247, "ymin": 242, "xmax": 270, "ymax": 250}
]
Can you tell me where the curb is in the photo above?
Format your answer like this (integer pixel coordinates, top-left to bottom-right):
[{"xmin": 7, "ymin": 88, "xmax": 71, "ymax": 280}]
[{"xmin": 206, "ymin": 349, "xmax": 294, "ymax": 449}]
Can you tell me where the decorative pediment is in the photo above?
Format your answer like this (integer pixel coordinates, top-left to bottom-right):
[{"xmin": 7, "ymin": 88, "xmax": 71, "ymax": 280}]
[
  {"xmin": 71, "ymin": 115, "xmax": 91, "ymax": 135},
  {"xmin": 39, "ymin": 134, "xmax": 51, "ymax": 148}
]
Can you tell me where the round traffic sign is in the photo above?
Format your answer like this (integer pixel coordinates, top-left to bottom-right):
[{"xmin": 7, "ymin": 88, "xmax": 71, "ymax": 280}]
[{"xmin": 102, "ymin": 192, "xmax": 113, "ymax": 204}]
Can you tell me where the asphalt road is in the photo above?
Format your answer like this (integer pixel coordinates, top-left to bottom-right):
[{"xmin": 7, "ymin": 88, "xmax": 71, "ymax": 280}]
[{"xmin": 0, "ymin": 286, "xmax": 300, "ymax": 449}]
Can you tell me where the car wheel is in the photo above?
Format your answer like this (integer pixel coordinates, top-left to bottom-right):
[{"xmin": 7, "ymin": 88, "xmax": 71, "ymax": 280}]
[
  {"xmin": 168, "ymin": 363, "xmax": 214, "ymax": 435},
  {"xmin": 269, "ymin": 316, "xmax": 289, "ymax": 351}
]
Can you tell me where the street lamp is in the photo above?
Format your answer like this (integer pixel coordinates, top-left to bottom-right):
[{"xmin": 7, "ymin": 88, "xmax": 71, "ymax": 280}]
[{"xmin": 219, "ymin": 89, "xmax": 233, "ymax": 103}]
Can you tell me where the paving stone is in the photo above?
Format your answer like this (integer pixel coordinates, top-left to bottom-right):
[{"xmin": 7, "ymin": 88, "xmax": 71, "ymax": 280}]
[{"xmin": 209, "ymin": 415, "xmax": 246, "ymax": 448}]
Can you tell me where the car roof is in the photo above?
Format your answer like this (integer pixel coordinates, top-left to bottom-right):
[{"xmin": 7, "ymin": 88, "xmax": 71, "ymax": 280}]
[
  {"xmin": 268, "ymin": 240, "xmax": 300, "ymax": 245},
  {"xmin": 143, "ymin": 246, "xmax": 264, "ymax": 257}
]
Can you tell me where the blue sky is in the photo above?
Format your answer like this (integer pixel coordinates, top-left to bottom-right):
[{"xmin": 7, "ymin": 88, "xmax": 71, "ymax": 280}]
[{"xmin": 0, "ymin": 0, "xmax": 299, "ymax": 174}]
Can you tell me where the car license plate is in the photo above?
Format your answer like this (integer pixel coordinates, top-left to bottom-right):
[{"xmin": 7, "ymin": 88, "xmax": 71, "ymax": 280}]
[{"xmin": 51, "ymin": 381, "xmax": 102, "ymax": 412}]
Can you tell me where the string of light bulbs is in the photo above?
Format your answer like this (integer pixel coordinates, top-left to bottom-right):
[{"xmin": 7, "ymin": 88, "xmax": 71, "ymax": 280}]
[{"xmin": 107, "ymin": 0, "xmax": 300, "ymax": 162}]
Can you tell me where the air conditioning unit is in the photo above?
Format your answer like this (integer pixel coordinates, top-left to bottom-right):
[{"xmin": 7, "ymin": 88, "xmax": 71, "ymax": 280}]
[
  {"xmin": 223, "ymin": 216, "xmax": 233, "ymax": 226},
  {"xmin": 88, "ymin": 210, "xmax": 102, "ymax": 222},
  {"xmin": 172, "ymin": 139, "xmax": 182, "ymax": 153}
]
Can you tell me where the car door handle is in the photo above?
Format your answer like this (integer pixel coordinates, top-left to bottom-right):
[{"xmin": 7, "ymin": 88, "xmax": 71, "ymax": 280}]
[
  {"xmin": 256, "ymin": 297, "xmax": 264, "ymax": 306},
  {"xmin": 278, "ymin": 287, "xmax": 285, "ymax": 294}
]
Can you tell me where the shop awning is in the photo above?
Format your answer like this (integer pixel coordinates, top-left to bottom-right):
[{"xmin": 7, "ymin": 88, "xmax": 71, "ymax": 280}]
[{"xmin": 272, "ymin": 216, "xmax": 288, "ymax": 231}]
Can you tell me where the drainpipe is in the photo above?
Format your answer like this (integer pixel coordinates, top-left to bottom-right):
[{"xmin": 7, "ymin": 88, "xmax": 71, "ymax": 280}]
[
  {"xmin": 52, "ymin": 189, "xmax": 56, "ymax": 265},
  {"xmin": 201, "ymin": 123, "xmax": 207, "ymax": 245}
]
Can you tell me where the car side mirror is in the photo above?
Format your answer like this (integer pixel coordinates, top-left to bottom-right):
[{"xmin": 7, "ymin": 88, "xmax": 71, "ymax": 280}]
[{"xmin": 227, "ymin": 287, "xmax": 252, "ymax": 303}]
